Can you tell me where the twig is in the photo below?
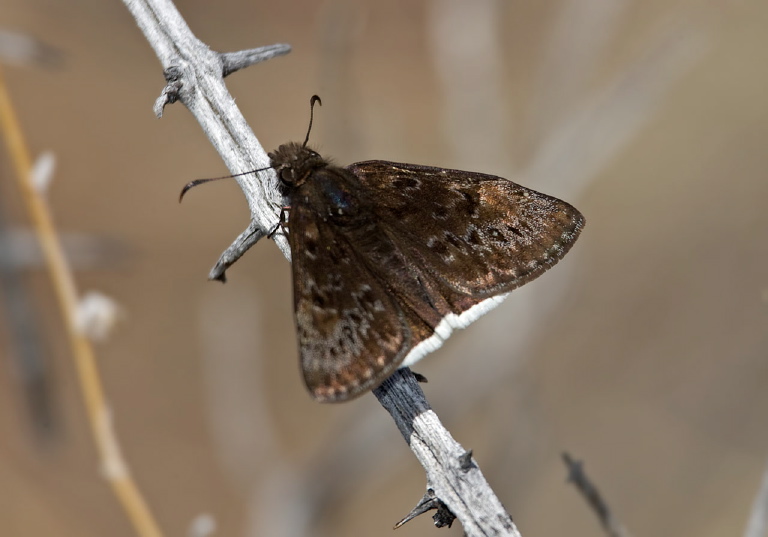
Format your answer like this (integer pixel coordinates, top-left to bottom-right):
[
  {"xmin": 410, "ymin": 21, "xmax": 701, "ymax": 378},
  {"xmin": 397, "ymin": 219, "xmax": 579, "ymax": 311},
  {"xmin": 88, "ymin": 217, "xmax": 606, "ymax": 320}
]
[
  {"xmin": 743, "ymin": 458, "xmax": 768, "ymax": 537},
  {"xmin": 122, "ymin": 0, "xmax": 521, "ymax": 534},
  {"xmin": 375, "ymin": 369, "xmax": 520, "ymax": 535},
  {"xmin": 0, "ymin": 67, "xmax": 163, "ymax": 537},
  {"xmin": 562, "ymin": 452, "xmax": 632, "ymax": 537},
  {"xmin": 123, "ymin": 0, "xmax": 291, "ymax": 267}
]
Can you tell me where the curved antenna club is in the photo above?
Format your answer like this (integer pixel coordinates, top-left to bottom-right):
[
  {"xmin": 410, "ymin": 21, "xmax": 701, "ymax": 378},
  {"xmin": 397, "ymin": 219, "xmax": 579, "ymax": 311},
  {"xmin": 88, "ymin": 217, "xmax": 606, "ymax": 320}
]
[
  {"xmin": 303, "ymin": 95, "xmax": 322, "ymax": 147},
  {"xmin": 179, "ymin": 166, "xmax": 271, "ymax": 202}
]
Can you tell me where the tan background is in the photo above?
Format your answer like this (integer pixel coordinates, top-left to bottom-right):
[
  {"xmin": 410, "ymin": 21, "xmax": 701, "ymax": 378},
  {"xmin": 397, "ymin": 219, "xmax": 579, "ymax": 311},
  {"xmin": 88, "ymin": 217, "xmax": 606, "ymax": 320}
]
[{"xmin": 1, "ymin": 0, "xmax": 767, "ymax": 536}]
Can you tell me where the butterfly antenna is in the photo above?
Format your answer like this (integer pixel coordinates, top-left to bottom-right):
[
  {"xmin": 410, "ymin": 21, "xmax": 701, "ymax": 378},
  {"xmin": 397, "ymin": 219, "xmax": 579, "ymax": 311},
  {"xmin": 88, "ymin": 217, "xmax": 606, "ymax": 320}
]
[
  {"xmin": 179, "ymin": 166, "xmax": 271, "ymax": 203},
  {"xmin": 303, "ymin": 95, "xmax": 322, "ymax": 147}
]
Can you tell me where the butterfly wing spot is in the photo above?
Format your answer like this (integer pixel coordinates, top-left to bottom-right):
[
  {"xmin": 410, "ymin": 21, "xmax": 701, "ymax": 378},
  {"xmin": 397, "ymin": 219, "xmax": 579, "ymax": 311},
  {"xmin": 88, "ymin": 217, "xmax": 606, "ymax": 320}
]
[
  {"xmin": 445, "ymin": 232, "xmax": 463, "ymax": 249},
  {"xmin": 433, "ymin": 205, "xmax": 450, "ymax": 220},
  {"xmin": 313, "ymin": 385, "xmax": 340, "ymax": 401},
  {"xmin": 506, "ymin": 225, "xmax": 524, "ymax": 238},
  {"xmin": 393, "ymin": 176, "xmax": 421, "ymax": 190},
  {"xmin": 458, "ymin": 190, "xmax": 480, "ymax": 217},
  {"xmin": 304, "ymin": 238, "xmax": 320, "ymax": 259},
  {"xmin": 467, "ymin": 228, "xmax": 483, "ymax": 246},
  {"xmin": 427, "ymin": 237, "xmax": 453, "ymax": 262},
  {"xmin": 487, "ymin": 227, "xmax": 502, "ymax": 240}
]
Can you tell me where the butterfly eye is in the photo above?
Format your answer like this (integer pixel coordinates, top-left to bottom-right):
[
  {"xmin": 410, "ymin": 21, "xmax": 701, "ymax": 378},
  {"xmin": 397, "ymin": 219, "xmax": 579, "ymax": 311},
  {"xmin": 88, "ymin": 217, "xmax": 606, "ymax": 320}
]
[{"xmin": 279, "ymin": 167, "xmax": 296, "ymax": 184}]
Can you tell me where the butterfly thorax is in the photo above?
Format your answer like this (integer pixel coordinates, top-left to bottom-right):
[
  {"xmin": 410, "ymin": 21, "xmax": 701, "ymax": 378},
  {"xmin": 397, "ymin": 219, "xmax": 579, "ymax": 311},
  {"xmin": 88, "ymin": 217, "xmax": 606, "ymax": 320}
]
[{"xmin": 270, "ymin": 143, "xmax": 363, "ymax": 223}]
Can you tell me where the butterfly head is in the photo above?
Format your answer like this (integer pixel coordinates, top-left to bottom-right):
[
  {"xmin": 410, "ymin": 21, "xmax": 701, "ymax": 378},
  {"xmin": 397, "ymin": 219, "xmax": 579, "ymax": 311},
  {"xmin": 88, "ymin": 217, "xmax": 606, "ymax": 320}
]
[{"xmin": 269, "ymin": 142, "xmax": 328, "ymax": 190}]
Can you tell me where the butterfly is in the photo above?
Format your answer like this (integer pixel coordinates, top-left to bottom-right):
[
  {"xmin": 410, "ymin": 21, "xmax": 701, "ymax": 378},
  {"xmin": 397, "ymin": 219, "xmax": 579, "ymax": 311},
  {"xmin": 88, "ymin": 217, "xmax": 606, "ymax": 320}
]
[{"xmin": 266, "ymin": 97, "xmax": 585, "ymax": 402}]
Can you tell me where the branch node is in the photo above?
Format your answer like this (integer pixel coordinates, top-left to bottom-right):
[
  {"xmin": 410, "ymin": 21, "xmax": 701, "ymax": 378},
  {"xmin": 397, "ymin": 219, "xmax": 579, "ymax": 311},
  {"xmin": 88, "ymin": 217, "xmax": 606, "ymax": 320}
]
[{"xmin": 153, "ymin": 64, "xmax": 184, "ymax": 118}]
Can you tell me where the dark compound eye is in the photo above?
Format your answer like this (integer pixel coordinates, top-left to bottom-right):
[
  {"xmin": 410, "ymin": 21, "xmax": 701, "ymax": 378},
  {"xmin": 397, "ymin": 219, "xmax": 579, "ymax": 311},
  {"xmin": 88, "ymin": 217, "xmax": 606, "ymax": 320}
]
[{"xmin": 281, "ymin": 167, "xmax": 296, "ymax": 183}]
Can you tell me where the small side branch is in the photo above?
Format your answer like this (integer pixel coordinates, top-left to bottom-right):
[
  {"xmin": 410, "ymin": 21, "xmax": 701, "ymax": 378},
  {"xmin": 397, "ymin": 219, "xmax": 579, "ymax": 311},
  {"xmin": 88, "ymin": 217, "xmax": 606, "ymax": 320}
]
[{"xmin": 207, "ymin": 221, "xmax": 264, "ymax": 282}]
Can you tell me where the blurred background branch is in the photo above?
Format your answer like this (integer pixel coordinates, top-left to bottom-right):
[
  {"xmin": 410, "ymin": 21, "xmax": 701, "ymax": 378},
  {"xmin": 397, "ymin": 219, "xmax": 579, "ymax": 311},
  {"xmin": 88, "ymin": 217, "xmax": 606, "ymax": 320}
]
[
  {"xmin": 0, "ymin": 63, "xmax": 163, "ymax": 536},
  {"xmin": 563, "ymin": 452, "xmax": 632, "ymax": 537},
  {"xmin": 743, "ymin": 459, "xmax": 768, "ymax": 537}
]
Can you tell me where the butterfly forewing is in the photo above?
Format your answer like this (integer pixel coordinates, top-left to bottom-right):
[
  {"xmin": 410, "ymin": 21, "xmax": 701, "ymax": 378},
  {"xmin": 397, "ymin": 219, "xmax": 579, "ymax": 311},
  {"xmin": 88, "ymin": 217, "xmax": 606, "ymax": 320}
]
[
  {"xmin": 287, "ymin": 198, "xmax": 413, "ymax": 402},
  {"xmin": 347, "ymin": 161, "xmax": 585, "ymax": 298}
]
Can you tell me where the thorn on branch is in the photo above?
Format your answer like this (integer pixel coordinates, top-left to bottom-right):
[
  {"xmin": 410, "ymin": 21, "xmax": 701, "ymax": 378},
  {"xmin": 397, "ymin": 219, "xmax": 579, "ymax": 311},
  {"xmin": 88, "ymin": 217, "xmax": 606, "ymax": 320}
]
[
  {"xmin": 220, "ymin": 43, "xmax": 292, "ymax": 77},
  {"xmin": 394, "ymin": 489, "xmax": 456, "ymax": 530},
  {"xmin": 459, "ymin": 449, "xmax": 475, "ymax": 472},
  {"xmin": 412, "ymin": 371, "xmax": 428, "ymax": 383}
]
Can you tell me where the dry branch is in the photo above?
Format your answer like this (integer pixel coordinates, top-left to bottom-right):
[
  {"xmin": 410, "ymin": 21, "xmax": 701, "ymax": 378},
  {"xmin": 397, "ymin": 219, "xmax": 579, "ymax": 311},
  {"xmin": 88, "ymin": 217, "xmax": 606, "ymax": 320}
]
[{"xmin": 0, "ymin": 66, "xmax": 163, "ymax": 537}]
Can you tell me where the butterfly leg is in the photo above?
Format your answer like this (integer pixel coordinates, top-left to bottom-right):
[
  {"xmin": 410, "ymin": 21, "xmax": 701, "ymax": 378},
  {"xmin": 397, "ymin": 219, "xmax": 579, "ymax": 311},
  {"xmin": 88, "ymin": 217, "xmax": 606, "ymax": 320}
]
[{"xmin": 268, "ymin": 206, "xmax": 291, "ymax": 238}]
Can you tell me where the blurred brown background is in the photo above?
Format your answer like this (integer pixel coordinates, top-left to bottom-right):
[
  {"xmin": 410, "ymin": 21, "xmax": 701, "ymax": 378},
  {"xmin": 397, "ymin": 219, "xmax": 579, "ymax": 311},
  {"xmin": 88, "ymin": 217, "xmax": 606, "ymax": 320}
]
[{"xmin": 1, "ymin": 0, "xmax": 767, "ymax": 536}]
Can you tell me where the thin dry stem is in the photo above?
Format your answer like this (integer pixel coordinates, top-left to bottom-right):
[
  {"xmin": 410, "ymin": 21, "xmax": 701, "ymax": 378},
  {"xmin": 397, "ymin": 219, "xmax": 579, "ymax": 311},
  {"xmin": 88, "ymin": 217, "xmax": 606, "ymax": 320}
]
[
  {"xmin": 562, "ymin": 452, "xmax": 631, "ymax": 537},
  {"xmin": 0, "ymin": 66, "xmax": 164, "ymax": 537},
  {"xmin": 743, "ymin": 458, "xmax": 768, "ymax": 537}
]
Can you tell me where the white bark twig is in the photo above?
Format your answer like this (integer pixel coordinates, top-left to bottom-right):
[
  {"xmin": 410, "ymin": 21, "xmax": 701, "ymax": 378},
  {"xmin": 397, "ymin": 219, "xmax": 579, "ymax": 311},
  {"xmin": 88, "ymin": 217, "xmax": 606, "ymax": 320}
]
[
  {"xmin": 122, "ymin": 0, "xmax": 519, "ymax": 534},
  {"xmin": 375, "ymin": 369, "xmax": 520, "ymax": 535},
  {"xmin": 123, "ymin": 0, "xmax": 291, "ymax": 268}
]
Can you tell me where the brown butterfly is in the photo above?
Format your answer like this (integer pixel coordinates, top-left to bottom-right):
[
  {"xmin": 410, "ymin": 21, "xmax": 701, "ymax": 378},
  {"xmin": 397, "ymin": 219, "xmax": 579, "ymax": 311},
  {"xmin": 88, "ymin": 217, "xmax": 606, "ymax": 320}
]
[{"xmin": 265, "ymin": 96, "xmax": 585, "ymax": 402}]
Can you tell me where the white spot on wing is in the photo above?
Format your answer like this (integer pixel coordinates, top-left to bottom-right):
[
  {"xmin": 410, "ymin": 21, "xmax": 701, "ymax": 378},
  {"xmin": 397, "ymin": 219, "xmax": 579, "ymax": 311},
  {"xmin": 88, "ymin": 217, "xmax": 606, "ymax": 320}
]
[{"xmin": 400, "ymin": 293, "xmax": 509, "ymax": 368}]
